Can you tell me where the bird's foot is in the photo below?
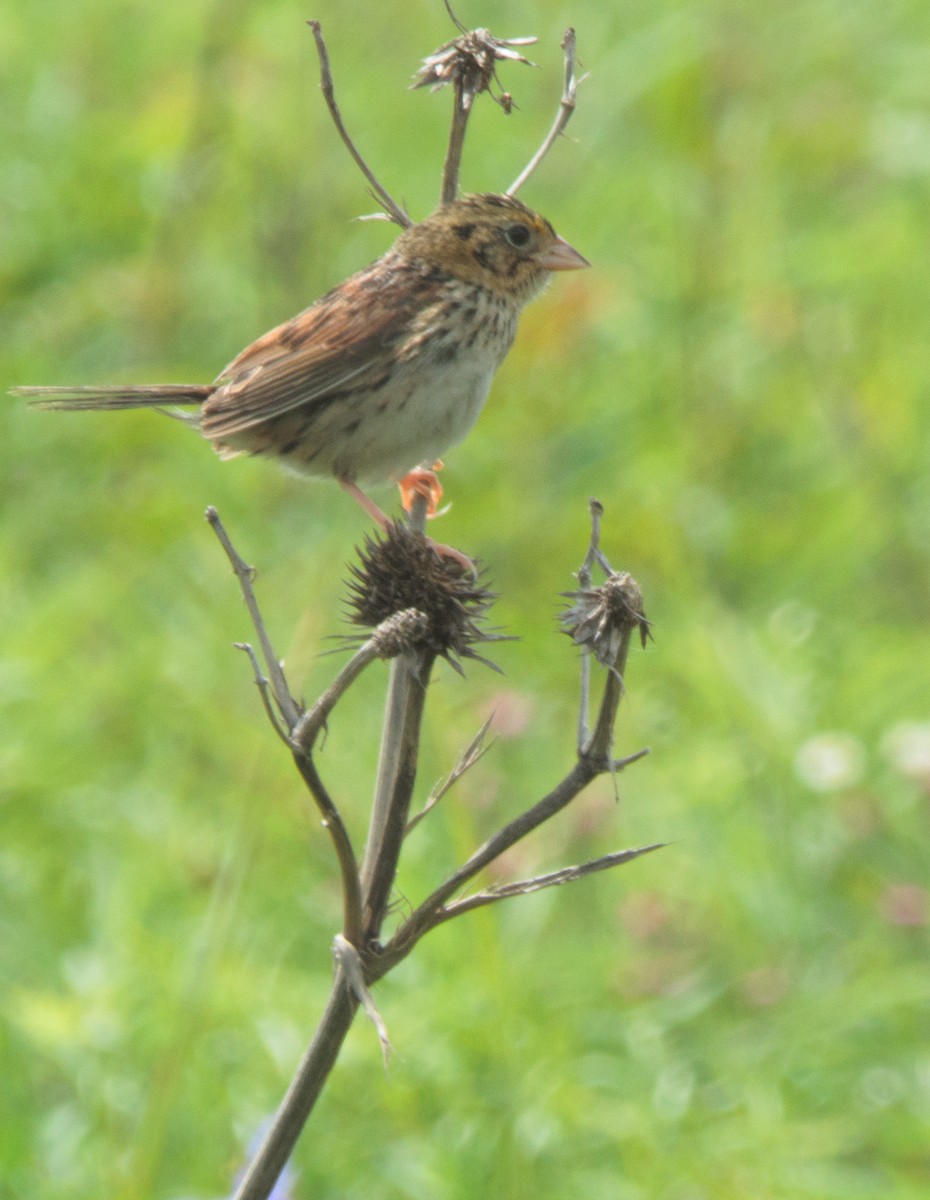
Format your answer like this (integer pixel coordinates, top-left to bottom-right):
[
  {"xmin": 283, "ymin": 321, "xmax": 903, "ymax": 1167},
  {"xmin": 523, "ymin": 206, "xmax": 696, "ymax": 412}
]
[
  {"xmin": 422, "ymin": 537, "xmax": 475, "ymax": 575},
  {"xmin": 397, "ymin": 462, "xmax": 445, "ymax": 518},
  {"xmin": 339, "ymin": 472, "xmax": 474, "ymax": 576}
]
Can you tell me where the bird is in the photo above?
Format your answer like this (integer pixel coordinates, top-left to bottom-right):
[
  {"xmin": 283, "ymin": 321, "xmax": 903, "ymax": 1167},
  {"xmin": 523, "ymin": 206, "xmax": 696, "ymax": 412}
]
[{"xmin": 14, "ymin": 192, "xmax": 589, "ymax": 565}]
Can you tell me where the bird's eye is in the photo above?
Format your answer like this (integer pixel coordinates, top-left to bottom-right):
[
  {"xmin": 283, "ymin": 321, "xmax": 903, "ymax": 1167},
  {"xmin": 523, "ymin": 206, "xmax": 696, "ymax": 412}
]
[{"xmin": 503, "ymin": 223, "xmax": 532, "ymax": 249}]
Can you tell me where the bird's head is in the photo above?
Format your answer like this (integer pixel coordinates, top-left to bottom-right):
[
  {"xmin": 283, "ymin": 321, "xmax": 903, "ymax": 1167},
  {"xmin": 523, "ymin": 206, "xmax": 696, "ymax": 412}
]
[{"xmin": 397, "ymin": 192, "xmax": 589, "ymax": 302}]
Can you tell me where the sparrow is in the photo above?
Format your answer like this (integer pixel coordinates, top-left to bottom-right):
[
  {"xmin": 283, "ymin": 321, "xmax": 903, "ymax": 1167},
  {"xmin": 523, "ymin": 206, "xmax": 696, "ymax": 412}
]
[{"xmin": 15, "ymin": 192, "xmax": 589, "ymax": 564}]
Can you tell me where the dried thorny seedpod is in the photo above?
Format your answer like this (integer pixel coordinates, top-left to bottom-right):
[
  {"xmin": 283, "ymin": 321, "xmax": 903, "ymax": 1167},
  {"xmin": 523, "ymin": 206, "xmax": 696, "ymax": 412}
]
[
  {"xmin": 345, "ymin": 522, "xmax": 506, "ymax": 672},
  {"xmin": 413, "ymin": 24, "xmax": 537, "ymax": 112},
  {"xmin": 561, "ymin": 572, "xmax": 652, "ymax": 669},
  {"xmin": 370, "ymin": 608, "xmax": 432, "ymax": 660}
]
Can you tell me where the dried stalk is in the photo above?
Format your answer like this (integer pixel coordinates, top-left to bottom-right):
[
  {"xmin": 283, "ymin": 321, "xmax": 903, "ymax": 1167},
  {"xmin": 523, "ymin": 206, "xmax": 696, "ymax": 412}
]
[
  {"xmin": 218, "ymin": 496, "xmax": 655, "ymax": 1200},
  {"xmin": 291, "ymin": 637, "xmax": 383, "ymax": 753},
  {"xmin": 207, "ymin": 507, "xmax": 300, "ymax": 729},
  {"xmin": 406, "ymin": 713, "xmax": 494, "ymax": 833},
  {"xmin": 310, "ymin": 11, "xmax": 579, "ymax": 218},
  {"xmin": 307, "ymin": 21, "xmax": 410, "ymax": 227},
  {"xmin": 439, "ymin": 844, "xmax": 664, "ymax": 920},
  {"xmin": 441, "ymin": 75, "xmax": 471, "ymax": 205},
  {"xmin": 359, "ymin": 495, "xmax": 435, "ymax": 935},
  {"xmin": 508, "ymin": 28, "xmax": 584, "ymax": 196},
  {"xmin": 360, "ymin": 644, "xmax": 434, "ymax": 931},
  {"xmin": 232, "ymin": 975, "xmax": 358, "ymax": 1200},
  {"xmin": 207, "ymin": 508, "xmax": 364, "ymax": 949}
]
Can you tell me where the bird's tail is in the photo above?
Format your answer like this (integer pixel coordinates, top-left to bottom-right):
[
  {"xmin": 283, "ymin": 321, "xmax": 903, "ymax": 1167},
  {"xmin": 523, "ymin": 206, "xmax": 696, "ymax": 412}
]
[{"xmin": 11, "ymin": 383, "xmax": 214, "ymax": 413}]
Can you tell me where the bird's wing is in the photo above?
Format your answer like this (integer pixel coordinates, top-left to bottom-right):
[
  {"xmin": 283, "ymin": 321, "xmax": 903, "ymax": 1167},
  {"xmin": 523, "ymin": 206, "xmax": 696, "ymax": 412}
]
[{"xmin": 201, "ymin": 264, "xmax": 440, "ymax": 440}]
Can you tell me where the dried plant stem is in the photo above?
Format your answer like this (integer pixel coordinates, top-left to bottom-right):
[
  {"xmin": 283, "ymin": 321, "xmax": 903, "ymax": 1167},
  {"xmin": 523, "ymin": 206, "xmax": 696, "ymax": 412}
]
[
  {"xmin": 217, "ymin": 487, "xmax": 655, "ymax": 1200},
  {"xmin": 508, "ymin": 28, "xmax": 582, "ymax": 196},
  {"xmin": 382, "ymin": 737, "xmax": 643, "ymax": 964},
  {"xmin": 361, "ymin": 648, "xmax": 435, "ymax": 932},
  {"xmin": 291, "ymin": 637, "xmax": 383, "ymax": 753},
  {"xmin": 585, "ymin": 652, "xmax": 626, "ymax": 759},
  {"xmin": 232, "ymin": 494, "xmax": 440, "ymax": 1200},
  {"xmin": 291, "ymin": 753, "xmax": 364, "ymax": 946},
  {"xmin": 307, "ymin": 21, "xmax": 411, "ymax": 227},
  {"xmin": 440, "ymin": 844, "xmax": 664, "ymax": 918},
  {"xmin": 207, "ymin": 507, "xmax": 300, "ymax": 729},
  {"xmin": 443, "ymin": 0, "xmax": 467, "ymax": 32},
  {"xmin": 234, "ymin": 642, "xmax": 292, "ymax": 745},
  {"xmin": 207, "ymin": 506, "xmax": 365, "ymax": 947},
  {"xmin": 406, "ymin": 713, "xmax": 494, "ymax": 833},
  {"xmin": 232, "ymin": 973, "xmax": 357, "ymax": 1200},
  {"xmin": 360, "ymin": 492, "xmax": 433, "ymax": 932},
  {"xmin": 235, "ymin": 715, "xmax": 429, "ymax": 1200},
  {"xmin": 441, "ymin": 77, "xmax": 471, "ymax": 204},
  {"xmin": 371, "ymin": 501, "xmax": 650, "ymax": 967}
]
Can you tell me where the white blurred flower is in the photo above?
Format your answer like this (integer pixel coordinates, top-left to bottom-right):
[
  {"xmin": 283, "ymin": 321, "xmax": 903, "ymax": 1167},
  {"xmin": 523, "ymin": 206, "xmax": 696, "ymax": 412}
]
[
  {"xmin": 795, "ymin": 731, "xmax": 866, "ymax": 792},
  {"xmin": 881, "ymin": 721, "xmax": 930, "ymax": 780}
]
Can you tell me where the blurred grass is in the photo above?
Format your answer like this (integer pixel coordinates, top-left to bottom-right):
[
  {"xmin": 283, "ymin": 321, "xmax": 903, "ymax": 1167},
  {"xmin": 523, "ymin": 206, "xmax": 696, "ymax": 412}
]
[{"xmin": 3, "ymin": 0, "xmax": 930, "ymax": 1197}]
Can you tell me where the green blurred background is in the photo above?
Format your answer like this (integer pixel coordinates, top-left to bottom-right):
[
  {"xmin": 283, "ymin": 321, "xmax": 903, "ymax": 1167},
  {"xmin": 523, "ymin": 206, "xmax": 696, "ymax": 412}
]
[{"xmin": 3, "ymin": 0, "xmax": 929, "ymax": 1196}]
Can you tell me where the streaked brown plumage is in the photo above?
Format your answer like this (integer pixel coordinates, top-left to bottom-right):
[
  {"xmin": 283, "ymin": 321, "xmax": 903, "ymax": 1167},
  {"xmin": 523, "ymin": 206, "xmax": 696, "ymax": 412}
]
[{"xmin": 14, "ymin": 193, "xmax": 588, "ymax": 555}]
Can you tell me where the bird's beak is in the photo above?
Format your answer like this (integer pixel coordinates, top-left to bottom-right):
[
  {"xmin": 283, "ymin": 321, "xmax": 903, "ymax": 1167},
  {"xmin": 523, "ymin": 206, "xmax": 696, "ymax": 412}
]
[{"xmin": 534, "ymin": 237, "xmax": 590, "ymax": 271}]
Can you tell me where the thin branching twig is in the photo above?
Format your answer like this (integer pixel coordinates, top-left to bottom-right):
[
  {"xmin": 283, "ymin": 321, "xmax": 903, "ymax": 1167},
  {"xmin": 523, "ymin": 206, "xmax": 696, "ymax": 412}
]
[
  {"xmin": 368, "ymin": 503, "xmax": 652, "ymax": 971},
  {"xmin": 234, "ymin": 641, "xmax": 292, "ymax": 746},
  {"xmin": 442, "ymin": 0, "xmax": 467, "ymax": 33},
  {"xmin": 307, "ymin": 21, "xmax": 411, "ymax": 227},
  {"xmin": 207, "ymin": 507, "xmax": 300, "ymax": 729},
  {"xmin": 439, "ymin": 844, "xmax": 665, "ymax": 920},
  {"xmin": 290, "ymin": 753, "xmax": 364, "ymax": 947},
  {"xmin": 508, "ymin": 28, "xmax": 584, "ymax": 196},
  {"xmin": 382, "ymin": 745, "xmax": 649, "ymax": 967},
  {"xmin": 291, "ymin": 637, "xmax": 384, "ymax": 754},
  {"xmin": 207, "ymin": 507, "xmax": 364, "ymax": 948},
  {"xmin": 406, "ymin": 713, "xmax": 495, "ymax": 833}
]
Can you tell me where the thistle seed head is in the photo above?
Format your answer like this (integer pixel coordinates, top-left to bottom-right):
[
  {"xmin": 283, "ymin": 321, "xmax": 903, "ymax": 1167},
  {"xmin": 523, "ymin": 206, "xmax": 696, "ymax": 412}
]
[
  {"xmin": 345, "ymin": 522, "xmax": 506, "ymax": 672},
  {"xmin": 561, "ymin": 572, "xmax": 651, "ymax": 667},
  {"xmin": 413, "ymin": 25, "xmax": 537, "ymax": 111}
]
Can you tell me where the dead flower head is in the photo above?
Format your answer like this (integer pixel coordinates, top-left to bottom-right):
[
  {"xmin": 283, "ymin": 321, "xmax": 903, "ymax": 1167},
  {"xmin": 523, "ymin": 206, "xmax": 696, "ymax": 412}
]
[
  {"xmin": 561, "ymin": 572, "xmax": 651, "ymax": 668},
  {"xmin": 345, "ymin": 522, "xmax": 507, "ymax": 672},
  {"xmin": 413, "ymin": 19, "xmax": 537, "ymax": 112}
]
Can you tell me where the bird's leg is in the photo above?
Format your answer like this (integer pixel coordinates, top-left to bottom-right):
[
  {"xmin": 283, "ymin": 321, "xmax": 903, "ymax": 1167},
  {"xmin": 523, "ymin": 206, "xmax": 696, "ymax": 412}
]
[{"xmin": 339, "ymin": 477, "xmax": 391, "ymax": 529}]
